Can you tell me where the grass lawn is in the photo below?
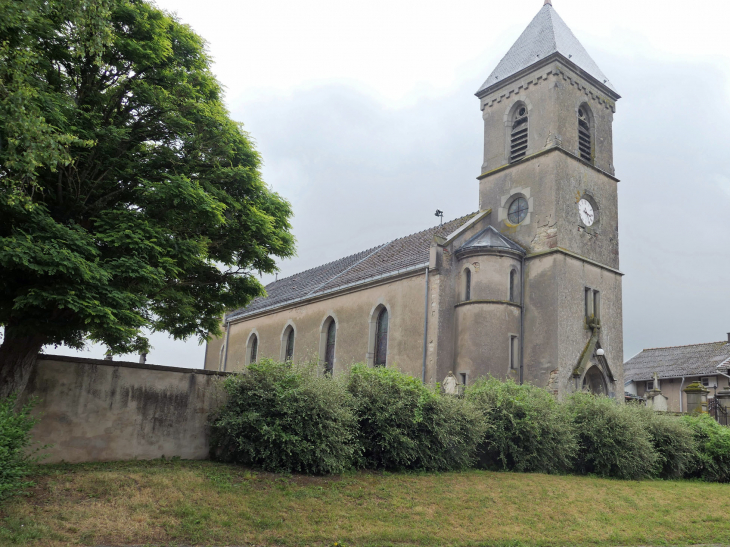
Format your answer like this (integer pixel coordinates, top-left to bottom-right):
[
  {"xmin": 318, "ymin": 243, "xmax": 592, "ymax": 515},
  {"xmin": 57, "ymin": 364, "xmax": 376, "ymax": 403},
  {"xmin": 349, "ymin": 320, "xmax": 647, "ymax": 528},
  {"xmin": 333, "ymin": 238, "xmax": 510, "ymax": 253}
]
[{"xmin": 2, "ymin": 460, "xmax": 730, "ymax": 547}]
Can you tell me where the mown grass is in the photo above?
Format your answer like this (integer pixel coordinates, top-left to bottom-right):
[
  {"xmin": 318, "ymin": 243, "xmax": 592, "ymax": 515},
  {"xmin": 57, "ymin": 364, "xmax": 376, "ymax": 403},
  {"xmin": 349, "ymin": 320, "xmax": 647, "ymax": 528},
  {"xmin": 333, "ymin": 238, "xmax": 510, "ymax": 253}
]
[{"xmin": 1, "ymin": 459, "xmax": 730, "ymax": 547}]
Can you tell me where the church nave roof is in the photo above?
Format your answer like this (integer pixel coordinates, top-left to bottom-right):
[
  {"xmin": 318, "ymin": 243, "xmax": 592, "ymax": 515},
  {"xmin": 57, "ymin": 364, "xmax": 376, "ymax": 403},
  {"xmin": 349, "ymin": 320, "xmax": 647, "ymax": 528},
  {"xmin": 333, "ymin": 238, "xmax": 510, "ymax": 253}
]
[{"xmin": 227, "ymin": 213, "xmax": 476, "ymax": 320}]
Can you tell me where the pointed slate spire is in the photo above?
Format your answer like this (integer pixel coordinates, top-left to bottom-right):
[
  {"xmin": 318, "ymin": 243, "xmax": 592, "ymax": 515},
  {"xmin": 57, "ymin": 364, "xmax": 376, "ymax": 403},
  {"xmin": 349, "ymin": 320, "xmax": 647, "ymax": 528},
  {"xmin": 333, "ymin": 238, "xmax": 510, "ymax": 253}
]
[{"xmin": 477, "ymin": 3, "xmax": 615, "ymax": 97}]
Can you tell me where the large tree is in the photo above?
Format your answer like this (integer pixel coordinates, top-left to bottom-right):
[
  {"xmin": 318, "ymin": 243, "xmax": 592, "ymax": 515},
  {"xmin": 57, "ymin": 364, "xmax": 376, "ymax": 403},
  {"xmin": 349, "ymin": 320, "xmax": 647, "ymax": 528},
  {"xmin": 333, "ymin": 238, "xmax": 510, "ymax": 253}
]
[{"xmin": 0, "ymin": 0, "xmax": 295, "ymax": 397}]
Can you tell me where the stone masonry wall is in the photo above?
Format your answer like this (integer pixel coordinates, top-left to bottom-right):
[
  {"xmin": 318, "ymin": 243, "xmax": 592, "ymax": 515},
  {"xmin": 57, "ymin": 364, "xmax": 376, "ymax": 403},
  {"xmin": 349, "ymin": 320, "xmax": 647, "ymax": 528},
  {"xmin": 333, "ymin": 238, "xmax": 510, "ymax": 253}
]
[{"xmin": 20, "ymin": 355, "xmax": 228, "ymax": 464}]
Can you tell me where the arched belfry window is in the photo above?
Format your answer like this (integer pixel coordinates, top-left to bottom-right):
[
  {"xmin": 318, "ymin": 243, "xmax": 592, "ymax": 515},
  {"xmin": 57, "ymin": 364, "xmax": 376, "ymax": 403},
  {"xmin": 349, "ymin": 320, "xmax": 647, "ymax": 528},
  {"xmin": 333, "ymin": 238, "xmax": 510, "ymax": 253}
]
[
  {"xmin": 464, "ymin": 269, "xmax": 472, "ymax": 301},
  {"xmin": 325, "ymin": 319, "xmax": 336, "ymax": 374},
  {"xmin": 284, "ymin": 326, "xmax": 295, "ymax": 362},
  {"xmin": 578, "ymin": 106, "xmax": 592, "ymax": 162},
  {"xmin": 375, "ymin": 308, "xmax": 389, "ymax": 367},
  {"xmin": 248, "ymin": 334, "xmax": 258, "ymax": 365},
  {"xmin": 510, "ymin": 105, "xmax": 528, "ymax": 163}
]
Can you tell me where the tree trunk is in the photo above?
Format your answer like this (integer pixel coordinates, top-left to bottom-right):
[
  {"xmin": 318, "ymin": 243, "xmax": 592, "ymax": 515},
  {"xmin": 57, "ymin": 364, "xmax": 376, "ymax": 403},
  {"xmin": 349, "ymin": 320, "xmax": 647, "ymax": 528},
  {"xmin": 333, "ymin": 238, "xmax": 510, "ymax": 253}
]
[{"xmin": 0, "ymin": 326, "xmax": 46, "ymax": 399}]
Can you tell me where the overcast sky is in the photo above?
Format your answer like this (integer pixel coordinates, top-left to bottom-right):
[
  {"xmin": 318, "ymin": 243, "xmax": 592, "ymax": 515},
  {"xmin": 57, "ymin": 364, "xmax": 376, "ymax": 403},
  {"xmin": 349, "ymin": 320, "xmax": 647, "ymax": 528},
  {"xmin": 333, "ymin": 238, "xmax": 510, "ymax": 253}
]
[{"xmin": 51, "ymin": 0, "xmax": 730, "ymax": 367}]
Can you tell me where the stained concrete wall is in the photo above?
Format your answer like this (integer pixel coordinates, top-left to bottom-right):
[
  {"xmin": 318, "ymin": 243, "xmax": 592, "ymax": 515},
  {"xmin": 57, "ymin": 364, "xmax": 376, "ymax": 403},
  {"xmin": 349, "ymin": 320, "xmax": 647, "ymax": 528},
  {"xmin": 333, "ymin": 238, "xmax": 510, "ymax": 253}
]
[
  {"xmin": 206, "ymin": 273, "xmax": 430, "ymax": 380},
  {"xmin": 21, "ymin": 356, "xmax": 228, "ymax": 464}
]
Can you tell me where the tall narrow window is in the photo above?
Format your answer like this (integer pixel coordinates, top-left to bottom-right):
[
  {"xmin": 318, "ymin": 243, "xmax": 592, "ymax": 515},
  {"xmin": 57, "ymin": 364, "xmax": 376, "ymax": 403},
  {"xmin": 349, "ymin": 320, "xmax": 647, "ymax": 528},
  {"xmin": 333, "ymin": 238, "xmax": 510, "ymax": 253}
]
[
  {"xmin": 593, "ymin": 290, "xmax": 601, "ymax": 322},
  {"xmin": 249, "ymin": 334, "xmax": 258, "ymax": 364},
  {"xmin": 578, "ymin": 107, "xmax": 592, "ymax": 162},
  {"xmin": 510, "ymin": 335, "xmax": 518, "ymax": 370},
  {"xmin": 464, "ymin": 269, "xmax": 471, "ymax": 301},
  {"xmin": 509, "ymin": 270, "xmax": 517, "ymax": 302},
  {"xmin": 284, "ymin": 327, "xmax": 295, "ymax": 362},
  {"xmin": 375, "ymin": 308, "xmax": 389, "ymax": 367},
  {"xmin": 325, "ymin": 320, "xmax": 336, "ymax": 374},
  {"xmin": 510, "ymin": 105, "xmax": 528, "ymax": 162},
  {"xmin": 585, "ymin": 287, "xmax": 593, "ymax": 319}
]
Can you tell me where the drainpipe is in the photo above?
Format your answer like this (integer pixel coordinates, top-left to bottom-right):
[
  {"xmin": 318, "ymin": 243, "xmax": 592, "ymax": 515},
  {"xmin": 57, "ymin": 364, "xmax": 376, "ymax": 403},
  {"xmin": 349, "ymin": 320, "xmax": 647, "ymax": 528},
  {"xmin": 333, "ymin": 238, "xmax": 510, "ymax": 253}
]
[
  {"xmin": 221, "ymin": 318, "xmax": 231, "ymax": 372},
  {"xmin": 422, "ymin": 266, "xmax": 429, "ymax": 383},
  {"xmin": 679, "ymin": 376, "xmax": 685, "ymax": 412},
  {"xmin": 519, "ymin": 254, "xmax": 525, "ymax": 385}
]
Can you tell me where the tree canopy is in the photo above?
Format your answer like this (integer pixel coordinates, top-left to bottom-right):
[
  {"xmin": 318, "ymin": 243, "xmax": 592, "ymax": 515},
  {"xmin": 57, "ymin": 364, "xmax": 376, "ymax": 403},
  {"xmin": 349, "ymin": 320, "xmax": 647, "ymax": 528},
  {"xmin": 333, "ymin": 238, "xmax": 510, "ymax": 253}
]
[{"xmin": 0, "ymin": 0, "xmax": 295, "ymax": 396}]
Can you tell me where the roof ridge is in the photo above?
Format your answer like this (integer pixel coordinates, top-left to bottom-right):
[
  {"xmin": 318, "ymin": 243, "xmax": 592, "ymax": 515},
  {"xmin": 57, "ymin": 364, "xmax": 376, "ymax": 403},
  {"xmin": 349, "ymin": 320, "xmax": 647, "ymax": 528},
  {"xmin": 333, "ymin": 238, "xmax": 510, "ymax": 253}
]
[
  {"xmin": 305, "ymin": 242, "xmax": 390, "ymax": 298},
  {"xmin": 265, "ymin": 245, "xmax": 381, "ymax": 288},
  {"xmin": 269, "ymin": 212, "xmax": 477, "ymax": 287},
  {"xmin": 642, "ymin": 341, "xmax": 730, "ymax": 352}
]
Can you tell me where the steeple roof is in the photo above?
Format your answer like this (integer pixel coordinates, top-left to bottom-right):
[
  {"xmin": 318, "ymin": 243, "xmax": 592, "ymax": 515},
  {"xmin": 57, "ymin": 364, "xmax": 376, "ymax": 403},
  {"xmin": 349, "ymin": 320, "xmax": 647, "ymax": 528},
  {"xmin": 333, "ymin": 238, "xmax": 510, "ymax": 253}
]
[{"xmin": 477, "ymin": 3, "xmax": 616, "ymax": 97}]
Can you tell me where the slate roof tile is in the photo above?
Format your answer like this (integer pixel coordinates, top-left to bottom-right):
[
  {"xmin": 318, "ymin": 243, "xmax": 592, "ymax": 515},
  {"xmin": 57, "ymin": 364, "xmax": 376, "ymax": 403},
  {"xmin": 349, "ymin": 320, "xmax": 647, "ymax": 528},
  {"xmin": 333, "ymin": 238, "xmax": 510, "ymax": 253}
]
[
  {"xmin": 624, "ymin": 341, "xmax": 730, "ymax": 382},
  {"xmin": 477, "ymin": 3, "xmax": 616, "ymax": 96},
  {"xmin": 228, "ymin": 213, "xmax": 476, "ymax": 320}
]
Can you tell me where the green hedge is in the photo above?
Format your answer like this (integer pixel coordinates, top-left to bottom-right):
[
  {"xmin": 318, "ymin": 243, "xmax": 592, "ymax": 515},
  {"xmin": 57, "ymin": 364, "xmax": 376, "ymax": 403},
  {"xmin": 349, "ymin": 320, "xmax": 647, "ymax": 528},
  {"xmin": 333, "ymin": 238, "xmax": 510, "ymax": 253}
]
[
  {"xmin": 467, "ymin": 377, "xmax": 576, "ymax": 474},
  {"xmin": 210, "ymin": 360, "xmax": 359, "ymax": 475},
  {"xmin": 210, "ymin": 362, "xmax": 730, "ymax": 482},
  {"xmin": 0, "ymin": 395, "xmax": 39, "ymax": 502},
  {"xmin": 347, "ymin": 364, "xmax": 485, "ymax": 471},
  {"xmin": 682, "ymin": 413, "xmax": 730, "ymax": 482}
]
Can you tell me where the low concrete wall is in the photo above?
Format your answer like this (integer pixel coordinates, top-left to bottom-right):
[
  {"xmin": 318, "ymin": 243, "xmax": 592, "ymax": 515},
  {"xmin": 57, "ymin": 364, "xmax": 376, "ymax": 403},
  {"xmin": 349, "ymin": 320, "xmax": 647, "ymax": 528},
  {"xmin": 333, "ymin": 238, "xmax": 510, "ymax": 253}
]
[{"xmin": 20, "ymin": 355, "xmax": 229, "ymax": 464}]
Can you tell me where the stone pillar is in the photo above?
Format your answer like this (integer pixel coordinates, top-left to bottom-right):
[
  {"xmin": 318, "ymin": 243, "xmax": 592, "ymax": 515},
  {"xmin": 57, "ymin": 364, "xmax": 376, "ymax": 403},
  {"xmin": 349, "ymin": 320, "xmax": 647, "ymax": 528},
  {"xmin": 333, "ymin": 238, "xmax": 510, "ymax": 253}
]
[
  {"xmin": 645, "ymin": 373, "xmax": 668, "ymax": 412},
  {"xmin": 683, "ymin": 381, "xmax": 709, "ymax": 414}
]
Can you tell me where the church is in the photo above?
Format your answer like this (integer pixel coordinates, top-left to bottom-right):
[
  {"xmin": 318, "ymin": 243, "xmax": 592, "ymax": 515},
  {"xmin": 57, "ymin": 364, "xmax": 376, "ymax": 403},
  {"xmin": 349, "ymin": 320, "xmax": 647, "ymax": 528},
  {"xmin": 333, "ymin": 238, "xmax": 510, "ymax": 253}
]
[{"xmin": 204, "ymin": 0, "xmax": 624, "ymax": 399}]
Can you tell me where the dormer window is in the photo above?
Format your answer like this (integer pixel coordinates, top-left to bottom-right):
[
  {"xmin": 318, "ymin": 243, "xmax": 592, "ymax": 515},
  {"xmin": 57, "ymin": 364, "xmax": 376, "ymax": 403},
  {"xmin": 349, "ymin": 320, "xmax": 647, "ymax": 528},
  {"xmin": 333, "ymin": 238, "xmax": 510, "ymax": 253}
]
[
  {"xmin": 510, "ymin": 105, "xmax": 528, "ymax": 163},
  {"xmin": 578, "ymin": 107, "xmax": 592, "ymax": 162}
]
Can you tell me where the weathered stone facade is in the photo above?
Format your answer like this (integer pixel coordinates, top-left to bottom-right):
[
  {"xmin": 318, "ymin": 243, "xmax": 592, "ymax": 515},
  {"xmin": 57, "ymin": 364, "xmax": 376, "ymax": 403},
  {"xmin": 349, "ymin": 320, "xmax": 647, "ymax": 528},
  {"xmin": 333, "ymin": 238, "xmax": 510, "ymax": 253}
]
[{"xmin": 205, "ymin": 3, "xmax": 624, "ymax": 399}]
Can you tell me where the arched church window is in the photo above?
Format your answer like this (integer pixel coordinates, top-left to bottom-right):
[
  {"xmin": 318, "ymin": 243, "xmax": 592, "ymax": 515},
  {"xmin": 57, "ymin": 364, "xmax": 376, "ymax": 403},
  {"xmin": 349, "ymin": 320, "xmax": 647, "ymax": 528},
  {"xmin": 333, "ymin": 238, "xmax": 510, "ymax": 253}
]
[
  {"xmin": 510, "ymin": 105, "xmax": 528, "ymax": 162},
  {"xmin": 578, "ymin": 106, "xmax": 592, "ymax": 162},
  {"xmin": 249, "ymin": 334, "xmax": 258, "ymax": 365},
  {"xmin": 284, "ymin": 326, "xmax": 295, "ymax": 362},
  {"xmin": 507, "ymin": 196, "xmax": 528, "ymax": 225},
  {"xmin": 509, "ymin": 269, "xmax": 517, "ymax": 302},
  {"xmin": 464, "ymin": 269, "xmax": 471, "ymax": 301},
  {"xmin": 325, "ymin": 319, "xmax": 336, "ymax": 374},
  {"xmin": 375, "ymin": 308, "xmax": 389, "ymax": 367}
]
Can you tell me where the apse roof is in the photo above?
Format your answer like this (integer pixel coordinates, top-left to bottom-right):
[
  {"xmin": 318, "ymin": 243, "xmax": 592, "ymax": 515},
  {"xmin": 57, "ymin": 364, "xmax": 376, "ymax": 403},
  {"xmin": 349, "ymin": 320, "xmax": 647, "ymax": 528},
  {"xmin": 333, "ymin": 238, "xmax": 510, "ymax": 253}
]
[
  {"xmin": 456, "ymin": 226, "xmax": 525, "ymax": 255},
  {"xmin": 227, "ymin": 213, "xmax": 476, "ymax": 321},
  {"xmin": 624, "ymin": 341, "xmax": 730, "ymax": 382},
  {"xmin": 477, "ymin": 3, "xmax": 616, "ymax": 96}
]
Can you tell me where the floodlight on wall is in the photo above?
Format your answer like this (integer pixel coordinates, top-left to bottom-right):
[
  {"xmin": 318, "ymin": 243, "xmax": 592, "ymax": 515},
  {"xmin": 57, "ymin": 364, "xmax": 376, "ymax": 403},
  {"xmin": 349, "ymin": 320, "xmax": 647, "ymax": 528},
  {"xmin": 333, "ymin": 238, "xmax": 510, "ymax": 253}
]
[{"xmin": 596, "ymin": 349, "xmax": 605, "ymax": 356}]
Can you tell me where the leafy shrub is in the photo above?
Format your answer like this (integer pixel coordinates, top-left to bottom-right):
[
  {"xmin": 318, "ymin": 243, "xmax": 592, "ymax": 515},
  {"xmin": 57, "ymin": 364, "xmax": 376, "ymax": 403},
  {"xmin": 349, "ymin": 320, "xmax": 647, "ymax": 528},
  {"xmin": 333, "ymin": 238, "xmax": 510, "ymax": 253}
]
[
  {"xmin": 0, "ymin": 395, "xmax": 39, "ymax": 502},
  {"xmin": 347, "ymin": 364, "xmax": 486, "ymax": 471},
  {"xmin": 637, "ymin": 408, "xmax": 697, "ymax": 479},
  {"xmin": 466, "ymin": 377, "xmax": 576, "ymax": 473},
  {"xmin": 566, "ymin": 392, "xmax": 657, "ymax": 480},
  {"xmin": 210, "ymin": 360, "xmax": 358, "ymax": 475},
  {"xmin": 413, "ymin": 390, "xmax": 487, "ymax": 471},
  {"xmin": 681, "ymin": 413, "xmax": 730, "ymax": 482}
]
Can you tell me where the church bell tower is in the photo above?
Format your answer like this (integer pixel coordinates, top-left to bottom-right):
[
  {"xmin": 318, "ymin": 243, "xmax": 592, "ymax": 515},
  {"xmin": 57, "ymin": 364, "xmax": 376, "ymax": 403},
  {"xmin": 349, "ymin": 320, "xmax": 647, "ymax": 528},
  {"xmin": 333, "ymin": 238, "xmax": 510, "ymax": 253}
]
[{"xmin": 476, "ymin": 0, "xmax": 623, "ymax": 397}]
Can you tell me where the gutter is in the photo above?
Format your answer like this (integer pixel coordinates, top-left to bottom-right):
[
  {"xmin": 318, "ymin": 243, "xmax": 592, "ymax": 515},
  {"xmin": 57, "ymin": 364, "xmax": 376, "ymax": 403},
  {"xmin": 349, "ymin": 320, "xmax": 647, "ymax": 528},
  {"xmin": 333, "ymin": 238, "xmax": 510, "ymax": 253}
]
[
  {"xmin": 421, "ymin": 266, "xmax": 429, "ymax": 383},
  {"xmin": 519, "ymin": 254, "xmax": 525, "ymax": 385},
  {"xmin": 679, "ymin": 376, "xmax": 685, "ymax": 412},
  {"xmin": 228, "ymin": 262, "xmax": 429, "ymax": 324},
  {"xmin": 221, "ymin": 319, "xmax": 231, "ymax": 372}
]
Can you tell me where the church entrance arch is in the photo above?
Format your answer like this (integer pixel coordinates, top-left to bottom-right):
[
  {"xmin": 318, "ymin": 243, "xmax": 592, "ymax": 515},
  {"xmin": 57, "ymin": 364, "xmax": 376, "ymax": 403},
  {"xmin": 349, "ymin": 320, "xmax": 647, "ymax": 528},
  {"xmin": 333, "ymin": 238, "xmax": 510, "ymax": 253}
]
[{"xmin": 582, "ymin": 365, "xmax": 607, "ymax": 395}]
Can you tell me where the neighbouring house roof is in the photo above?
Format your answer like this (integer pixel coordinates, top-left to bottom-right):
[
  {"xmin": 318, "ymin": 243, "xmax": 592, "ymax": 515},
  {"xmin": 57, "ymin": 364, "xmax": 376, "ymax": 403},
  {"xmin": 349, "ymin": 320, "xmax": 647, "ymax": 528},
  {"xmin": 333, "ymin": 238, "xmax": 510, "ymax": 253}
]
[
  {"xmin": 227, "ymin": 213, "xmax": 476, "ymax": 321},
  {"xmin": 624, "ymin": 341, "xmax": 730, "ymax": 382},
  {"xmin": 456, "ymin": 225, "xmax": 525, "ymax": 256},
  {"xmin": 476, "ymin": 3, "xmax": 616, "ymax": 97}
]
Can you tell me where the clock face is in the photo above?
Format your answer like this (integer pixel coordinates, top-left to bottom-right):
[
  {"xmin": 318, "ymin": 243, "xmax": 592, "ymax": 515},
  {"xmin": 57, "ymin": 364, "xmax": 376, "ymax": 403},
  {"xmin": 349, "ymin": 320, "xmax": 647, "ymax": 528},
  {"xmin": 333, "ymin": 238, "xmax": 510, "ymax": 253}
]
[{"xmin": 578, "ymin": 199, "xmax": 595, "ymax": 226}]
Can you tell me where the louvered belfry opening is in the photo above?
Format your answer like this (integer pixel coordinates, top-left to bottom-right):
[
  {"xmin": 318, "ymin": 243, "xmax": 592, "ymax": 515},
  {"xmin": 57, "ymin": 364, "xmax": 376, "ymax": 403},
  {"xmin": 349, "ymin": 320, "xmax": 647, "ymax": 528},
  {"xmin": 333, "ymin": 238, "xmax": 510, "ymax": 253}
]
[
  {"xmin": 510, "ymin": 106, "xmax": 528, "ymax": 163},
  {"xmin": 578, "ymin": 107, "xmax": 592, "ymax": 162}
]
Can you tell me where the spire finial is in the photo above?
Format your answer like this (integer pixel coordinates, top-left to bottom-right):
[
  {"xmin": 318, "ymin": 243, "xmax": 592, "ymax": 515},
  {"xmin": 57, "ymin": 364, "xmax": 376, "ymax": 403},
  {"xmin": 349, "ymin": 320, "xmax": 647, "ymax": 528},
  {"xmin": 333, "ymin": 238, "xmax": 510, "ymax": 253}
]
[{"xmin": 544, "ymin": 0, "xmax": 552, "ymax": 5}]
